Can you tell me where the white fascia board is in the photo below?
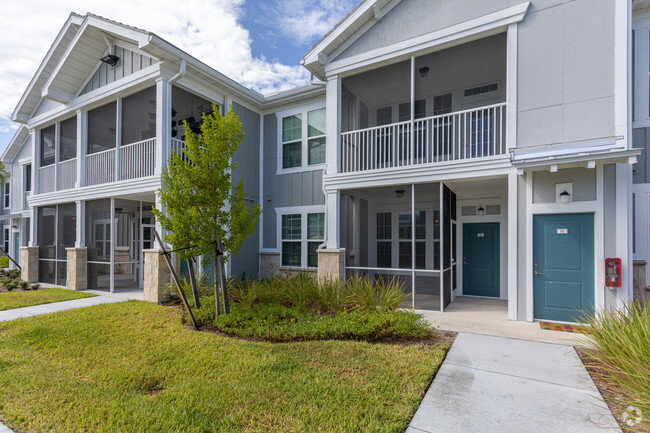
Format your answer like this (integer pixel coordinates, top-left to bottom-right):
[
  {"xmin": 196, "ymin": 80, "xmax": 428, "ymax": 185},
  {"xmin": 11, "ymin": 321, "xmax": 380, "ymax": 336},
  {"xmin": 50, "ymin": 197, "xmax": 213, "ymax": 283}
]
[
  {"xmin": 145, "ymin": 34, "xmax": 265, "ymax": 107},
  {"xmin": 325, "ymin": 2, "xmax": 530, "ymax": 78},
  {"xmin": 41, "ymin": 88, "xmax": 75, "ymax": 103},
  {"xmin": 322, "ymin": 156, "xmax": 512, "ymax": 191},
  {"xmin": 1, "ymin": 126, "xmax": 30, "ymax": 162},
  {"xmin": 28, "ymin": 176, "xmax": 160, "ymax": 207},
  {"xmin": 11, "ymin": 14, "xmax": 84, "ymax": 122},
  {"xmin": 512, "ymin": 149, "xmax": 641, "ymax": 170},
  {"xmin": 303, "ymin": 0, "xmax": 382, "ymax": 65}
]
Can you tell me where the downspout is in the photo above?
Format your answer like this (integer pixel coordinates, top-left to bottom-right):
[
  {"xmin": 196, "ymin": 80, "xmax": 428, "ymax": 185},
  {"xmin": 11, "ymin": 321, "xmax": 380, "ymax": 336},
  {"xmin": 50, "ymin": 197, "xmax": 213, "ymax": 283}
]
[
  {"xmin": 310, "ymin": 73, "xmax": 327, "ymax": 86},
  {"xmin": 169, "ymin": 59, "xmax": 187, "ymax": 84}
]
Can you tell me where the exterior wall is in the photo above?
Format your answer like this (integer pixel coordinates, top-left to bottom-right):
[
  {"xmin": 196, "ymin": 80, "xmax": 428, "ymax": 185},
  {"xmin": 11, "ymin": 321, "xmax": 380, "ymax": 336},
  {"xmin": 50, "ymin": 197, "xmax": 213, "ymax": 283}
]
[
  {"xmin": 516, "ymin": 173, "xmax": 528, "ymax": 321},
  {"xmin": 79, "ymin": 46, "xmax": 156, "ymax": 96},
  {"xmin": 336, "ymin": 0, "xmax": 527, "ymax": 61},
  {"xmin": 517, "ymin": 0, "xmax": 615, "ymax": 148},
  {"xmin": 603, "ymin": 164, "xmax": 618, "ymax": 309},
  {"xmin": 230, "ymin": 101, "xmax": 261, "ymax": 278},
  {"xmin": 532, "ymin": 168, "xmax": 596, "ymax": 203},
  {"xmin": 262, "ymin": 110, "xmax": 326, "ymax": 250}
]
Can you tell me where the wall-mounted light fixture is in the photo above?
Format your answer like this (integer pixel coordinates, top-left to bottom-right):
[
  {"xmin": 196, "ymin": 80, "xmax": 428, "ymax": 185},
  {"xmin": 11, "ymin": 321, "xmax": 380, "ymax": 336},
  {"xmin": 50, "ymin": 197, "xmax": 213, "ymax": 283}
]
[
  {"xmin": 477, "ymin": 206, "xmax": 485, "ymax": 216},
  {"xmin": 395, "ymin": 189, "xmax": 405, "ymax": 198},
  {"xmin": 418, "ymin": 66, "xmax": 430, "ymax": 78},
  {"xmin": 559, "ymin": 190, "xmax": 572, "ymax": 203},
  {"xmin": 100, "ymin": 54, "xmax": 120, "ymax": 67}
]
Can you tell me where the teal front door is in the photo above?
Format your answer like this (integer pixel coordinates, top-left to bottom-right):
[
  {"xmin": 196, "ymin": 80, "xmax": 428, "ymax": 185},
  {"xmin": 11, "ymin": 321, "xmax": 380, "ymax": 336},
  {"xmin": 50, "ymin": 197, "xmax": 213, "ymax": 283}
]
[
  {"xmin": 463, "ymin": 223, "xmax": 499, "ymax": 297},
  {"xmin": 533, "ymin": 213, "xmax": 594, "ymax": 322}
]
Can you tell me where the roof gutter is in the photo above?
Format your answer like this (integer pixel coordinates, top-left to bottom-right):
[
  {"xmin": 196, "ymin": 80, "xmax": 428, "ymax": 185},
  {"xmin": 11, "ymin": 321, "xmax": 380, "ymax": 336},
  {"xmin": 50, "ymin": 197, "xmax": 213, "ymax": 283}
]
[{"xmin": 169, "ymin": 59, "xmax": 186, "ymax": 84}]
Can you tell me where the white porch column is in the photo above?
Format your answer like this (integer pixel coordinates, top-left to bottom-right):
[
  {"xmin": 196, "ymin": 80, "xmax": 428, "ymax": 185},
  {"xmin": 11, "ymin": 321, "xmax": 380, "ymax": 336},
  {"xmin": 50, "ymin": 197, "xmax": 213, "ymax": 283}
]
[
  {"xmin": 32, "ymin": 129, "xmax": 39, "ymax": 195},
  {"xmin": 616, "ymin": 163, "xmax": 633, "ymax": 308},
  {"xmin": 75, "ymin": 200, "xmax": 85, "ymax": 248},
  {"xmin": 155, "ymin": 77, "xmax": 171, "ymax": 177},
  {"xmin": 115, "ymin": 98, "xmax": 122, "ymax": 182},
  {"xmin": 325, "ymin": 76, "xmax": 341, "ymax": 175},
  {"xmin": 76, "ymin": 109, "xmax": 86, "ymax": 188},
  {"xmin": 325, "ymin": 190, "xmax": 340, "ymax": 249},
  {"xmin": 507, "ymin": 169, "xmax": 518, "ymax": 320},
  {"xmin": 506, "ymin": 23, "xmax": 518, "ymax": 151}
]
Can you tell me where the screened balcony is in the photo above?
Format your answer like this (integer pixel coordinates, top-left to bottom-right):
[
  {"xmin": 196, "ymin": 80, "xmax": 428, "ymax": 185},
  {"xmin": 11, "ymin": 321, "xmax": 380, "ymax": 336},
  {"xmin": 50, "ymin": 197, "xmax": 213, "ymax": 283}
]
[{"xmin": 339, "ymin": 33, "xmax": 507, "ymax": 174}]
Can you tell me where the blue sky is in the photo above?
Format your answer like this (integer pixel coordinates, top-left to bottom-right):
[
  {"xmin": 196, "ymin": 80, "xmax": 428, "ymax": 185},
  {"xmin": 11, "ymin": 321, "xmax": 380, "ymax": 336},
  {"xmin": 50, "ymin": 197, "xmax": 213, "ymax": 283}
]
[{"xmin": 0, "ymin": 0, "xmax": 358, "ymax": 154}]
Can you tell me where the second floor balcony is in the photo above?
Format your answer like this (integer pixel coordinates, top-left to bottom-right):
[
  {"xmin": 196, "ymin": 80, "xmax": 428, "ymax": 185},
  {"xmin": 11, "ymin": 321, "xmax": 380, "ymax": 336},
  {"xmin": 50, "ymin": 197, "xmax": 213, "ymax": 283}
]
[{"xmin": 341, "ymin": 102, "xmax": 506, "ymax": 173}]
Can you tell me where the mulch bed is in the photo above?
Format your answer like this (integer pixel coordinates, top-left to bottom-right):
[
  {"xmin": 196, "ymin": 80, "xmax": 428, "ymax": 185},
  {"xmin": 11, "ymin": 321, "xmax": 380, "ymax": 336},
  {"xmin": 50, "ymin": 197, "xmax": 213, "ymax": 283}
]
[{"xmin": 577, "ymin": 348, "xmax": 649, "ymax": 433}]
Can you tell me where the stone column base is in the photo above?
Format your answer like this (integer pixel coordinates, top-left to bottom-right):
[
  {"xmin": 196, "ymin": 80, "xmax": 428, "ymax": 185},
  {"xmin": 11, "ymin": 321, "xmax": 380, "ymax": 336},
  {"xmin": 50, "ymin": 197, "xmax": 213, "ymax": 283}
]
[
  {"xmin": 66, "ymin": 248, "xmax": 87, "ymax": 291},
  {"xmin": 260, "ymin": 252, "xmax": 281, "ymax": 279},
  {"xmin": 317, "ymin": 248, "xmax": 346, "ymax": 284},
  {"xmin": 143, "ymin": 249, "xmax": 171, "ymax": 303},
  {"xmin": 20, "ymin": 246, "xmax": 39, "ymax": 283}
]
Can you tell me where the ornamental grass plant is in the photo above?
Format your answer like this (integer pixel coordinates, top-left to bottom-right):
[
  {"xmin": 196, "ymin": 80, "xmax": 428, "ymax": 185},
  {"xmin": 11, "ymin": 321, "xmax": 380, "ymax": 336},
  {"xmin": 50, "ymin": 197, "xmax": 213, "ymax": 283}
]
[{"xmin": 580, "ymin": 300, "xmax": 650, "ymax": 429}]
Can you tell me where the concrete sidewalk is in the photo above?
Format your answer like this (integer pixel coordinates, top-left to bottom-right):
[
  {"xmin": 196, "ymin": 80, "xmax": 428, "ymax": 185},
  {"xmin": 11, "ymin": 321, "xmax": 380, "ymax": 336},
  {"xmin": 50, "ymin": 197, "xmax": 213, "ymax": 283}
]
[
  {"xmin": 408, "ymin": 333, "xmax": 620, "ymax": 433},
  {"xmin": 0, "ymin": 289, "xmax": 142, "ymax": 322}
]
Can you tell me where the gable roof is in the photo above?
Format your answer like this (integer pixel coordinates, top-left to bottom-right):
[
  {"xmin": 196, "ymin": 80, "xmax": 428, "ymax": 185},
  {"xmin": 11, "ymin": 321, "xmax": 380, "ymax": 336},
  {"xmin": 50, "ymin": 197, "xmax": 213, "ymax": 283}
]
[
  {"xmin": 1, "ymin": 125, "xmax": 30, "ymax": 163},
  {"xmin": 301, "ymin": 0, "xmax": 401, "ymax": 80}
]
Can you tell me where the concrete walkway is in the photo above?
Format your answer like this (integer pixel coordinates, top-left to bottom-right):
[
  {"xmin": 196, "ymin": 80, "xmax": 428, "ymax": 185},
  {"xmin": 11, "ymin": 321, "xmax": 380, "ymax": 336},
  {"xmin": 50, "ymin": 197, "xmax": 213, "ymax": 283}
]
[
  {"xmin": 408, "ymin": 333, "xmax": 621, "ymax": 433},
  {"xmin": 0, "ymin": 289, "xmax": 142, "ymax": 322}
]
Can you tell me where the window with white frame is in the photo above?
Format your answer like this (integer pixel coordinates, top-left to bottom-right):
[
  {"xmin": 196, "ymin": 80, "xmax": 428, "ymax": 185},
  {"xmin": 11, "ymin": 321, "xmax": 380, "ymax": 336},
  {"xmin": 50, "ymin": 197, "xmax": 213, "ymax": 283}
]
[
  {"xmin": 279, "ymin": 208, "xmax": 325, "ymax": 268},
  {"xmin": 3, "ymin": 227, "xmax": 8, "ymax": 253},
  {"xmin": 633, "ymin": 17, "xmax": 650, "ymax": 127},
  {"xmin": 3, "ymin": 182, "xmax": 9, "ymax": 209},
  {"xmin": 280, "ymin": 107, "xmax": 326, "ymax": 171}
]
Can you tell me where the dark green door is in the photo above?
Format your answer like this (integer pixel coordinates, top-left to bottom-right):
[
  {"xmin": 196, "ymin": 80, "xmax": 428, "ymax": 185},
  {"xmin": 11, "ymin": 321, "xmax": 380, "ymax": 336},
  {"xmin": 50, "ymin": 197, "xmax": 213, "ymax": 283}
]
[
  {"xmin": 533, "ymin": 213, "xmax": 594, "ymax": 322},
  {"xmin": 463, "ymin": 223, "xmax": 500, "ymax": 297}
]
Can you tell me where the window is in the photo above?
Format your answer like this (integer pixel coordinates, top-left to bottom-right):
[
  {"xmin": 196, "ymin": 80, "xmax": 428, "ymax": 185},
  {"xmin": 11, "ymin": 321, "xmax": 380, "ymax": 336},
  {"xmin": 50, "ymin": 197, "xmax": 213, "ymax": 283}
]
[
  {"xmin": 24, "ymin": 165, "xmax": 31, "ymax": 193},
  {"xmin": 376, "ymin": 212, "xmax": 392, "ymax": 268},
  {"xmin": 279, "ymin": 208, "xmax": 325, "ymax": 268},
  {"xmin": 433, "ymin": 94, "xmax": 452, "ymax": 115},
  {"xmin": 464, "ymin": 83, "xmax": 497, "ymax": 97},
  {"xmin": 3, "ymin": 228, "xmax": 8, "ymax": 253},
  {"xmin": 398, "ymin": 99, "xmax": 426, "ymax": 122},
  {"xmin": 280, "ymin": 107, "xmax": 326, "ymax": 171},
  {"xmin": 376, "ymin": 106, "xmax": 392, "ymax": 126},
  {"xmin": 398, "ymin": 211, "xmax": 426, "ymax": 269},
  {"xmin": 3, "ymin": 182, "xmax": 9, "ymax": 209}
]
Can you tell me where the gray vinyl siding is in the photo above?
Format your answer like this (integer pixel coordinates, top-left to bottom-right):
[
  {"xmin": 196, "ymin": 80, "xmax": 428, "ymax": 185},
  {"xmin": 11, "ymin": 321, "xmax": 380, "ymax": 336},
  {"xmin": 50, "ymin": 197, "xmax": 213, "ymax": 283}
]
[
  {"xmin": 79, "ymin": 46, "xmax": 156, "ymax": 95},
  {"xmin": 633, "ymin": 127, "xmax": 650, "ymax": 184},
  {"xmin": 262, "ymin": 113, "xmax": 326, "ymax": 250},
  {"xmin": 336, "ymin": 0, "xmax": 528, "ymax": 61},
  {"xmin": 517, "ymin": 0, "xmax": 615, "ymax": 148},
  {"xmin": 230, "ymin": 102, "xmax": 260, "ymax": 278}
]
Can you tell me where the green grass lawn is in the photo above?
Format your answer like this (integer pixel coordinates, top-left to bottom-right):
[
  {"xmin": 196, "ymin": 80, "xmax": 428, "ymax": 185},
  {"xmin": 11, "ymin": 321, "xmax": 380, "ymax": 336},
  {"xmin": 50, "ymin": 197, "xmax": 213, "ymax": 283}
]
[
  {"xmin": 0, "ymin": 288, "xmax": 96, "ymax": 311},
  {"xmin": 0, "ymin": 301, "xmax": 448, "ymax": 433}
]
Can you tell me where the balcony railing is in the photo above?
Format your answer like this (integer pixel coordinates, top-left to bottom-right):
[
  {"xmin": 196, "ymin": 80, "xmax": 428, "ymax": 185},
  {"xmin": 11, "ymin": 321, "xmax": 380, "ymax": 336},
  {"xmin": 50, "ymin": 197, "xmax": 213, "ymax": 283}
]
[
  {"xmin": 120, "ymin": 138, "xmax": 155, "ymax": 180},
  {"xmin": 340, "ymin": 103, "xmax": 506, "ymax": 173},
  {"xmin": 39, "ymin": 165, "xmax": 56, "ymax": 194},
  {"xmin": 86, "ymin": 148, "xmax": 116, "ymax": 186},
  {"xmin": 58, "ymin": 158, "xmax": 76, "ymax": 190}
]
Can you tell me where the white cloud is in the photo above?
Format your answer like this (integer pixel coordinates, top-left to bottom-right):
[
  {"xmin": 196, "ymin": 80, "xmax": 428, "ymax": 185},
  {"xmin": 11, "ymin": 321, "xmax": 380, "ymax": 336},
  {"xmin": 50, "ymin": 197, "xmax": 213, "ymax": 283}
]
[
  {"xmin": 263, "ymin": 0, "xmax": 357, "ymax": 46},
  {"xmin": 0, "ymin": 0, "xmax": 348, "ymax": 150}
]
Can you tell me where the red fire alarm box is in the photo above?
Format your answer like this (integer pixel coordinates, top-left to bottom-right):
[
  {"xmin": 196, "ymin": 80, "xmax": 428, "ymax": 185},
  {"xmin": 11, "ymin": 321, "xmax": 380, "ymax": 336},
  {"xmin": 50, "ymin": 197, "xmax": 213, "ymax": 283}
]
[{"xmin": 605, "ymin": 258, "xmax": 622, "ymax": 288}]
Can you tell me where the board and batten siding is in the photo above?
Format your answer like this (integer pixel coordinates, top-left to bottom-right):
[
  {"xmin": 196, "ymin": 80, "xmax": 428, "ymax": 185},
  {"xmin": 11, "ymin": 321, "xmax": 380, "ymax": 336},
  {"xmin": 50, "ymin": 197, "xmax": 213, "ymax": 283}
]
[
  {"xmin": 79, "ymin": 46, "xmax": 156, "ymax": 95},
  {"xmin": 230, "ymin": 102, "xmax": 261, "ymax": 278},
  {"xmin": 262, "ymin": 113, "xmax": 326, "ymax": 250}
]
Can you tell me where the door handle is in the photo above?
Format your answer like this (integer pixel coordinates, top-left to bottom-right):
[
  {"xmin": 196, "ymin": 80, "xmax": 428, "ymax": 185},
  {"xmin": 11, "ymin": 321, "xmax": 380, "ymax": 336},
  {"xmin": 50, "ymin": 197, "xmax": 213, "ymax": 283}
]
[
  {"xmin": 534, "ymin": 270, "xmax": 543, "ymax": 276},
  {"xmin": 463, "ymin": 261, "xmax": 469, "ymax": 265}
]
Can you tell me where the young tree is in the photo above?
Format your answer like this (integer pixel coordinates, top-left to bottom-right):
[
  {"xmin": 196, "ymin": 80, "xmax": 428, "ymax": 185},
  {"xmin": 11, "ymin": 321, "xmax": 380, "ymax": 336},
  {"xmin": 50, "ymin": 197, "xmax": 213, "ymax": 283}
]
[{"xmin": 153, "ymin": 104, "xmax": 261, "ymax": 316}]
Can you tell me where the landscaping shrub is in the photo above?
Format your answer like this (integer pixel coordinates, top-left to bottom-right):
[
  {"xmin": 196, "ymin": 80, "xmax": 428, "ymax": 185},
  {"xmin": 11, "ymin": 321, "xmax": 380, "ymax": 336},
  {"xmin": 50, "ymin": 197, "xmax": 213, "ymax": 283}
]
[
  {"xmin": 19, "ymin": 281, "xmax": 29, "ymax": 290},
  {"xmin": 4, "ymin": 280, "xmax": 18, "ymax": 291},
  {"xmin": 213, "ymin": 303, "xmax": 434, "ymax": 342},
  {"xmin": 30, "ymin": 283, "xmax": 40, "ymax": 290},
  {"xmin": 580, "ymin": 300, "xmax": 650, "ymax": 429},
  {"xmin": 0, "ymin": 256, "xmax": 8, "ymax": 268}
]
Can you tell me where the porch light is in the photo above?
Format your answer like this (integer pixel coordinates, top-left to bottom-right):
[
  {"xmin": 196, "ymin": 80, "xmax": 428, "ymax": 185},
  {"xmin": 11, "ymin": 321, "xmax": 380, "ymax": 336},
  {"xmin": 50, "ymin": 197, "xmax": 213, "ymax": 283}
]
[
  {"xmin": 395, "ymin": 189, "xmax": 405, "ymax": 198},
  {"xmin": 418, "ymin": 67, "xmax": 430, "ymax": 78},
  {"xmin": 559, "ymin": 190, "xmax": 572, "ymax": 203},
  {"xmin": 477, "ymin": 206, "xmax": 485, "ymax": 216},
  {"xmin": 100, "ymin": 54, "xmax": 120, "ymax": 67}
]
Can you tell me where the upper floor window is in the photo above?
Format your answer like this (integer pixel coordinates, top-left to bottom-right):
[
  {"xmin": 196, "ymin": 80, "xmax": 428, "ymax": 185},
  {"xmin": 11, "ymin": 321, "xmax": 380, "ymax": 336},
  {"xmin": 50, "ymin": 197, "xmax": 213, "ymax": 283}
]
[
  {"xmin": 280, "ymin": 107, "xmax": 326, "ymax": 171},
  {"xmin": 3, "ymin": 182, "xmax": 9, "ymax": 209},
  {"xmin": 633, "ymin": 17, "xmax": 650, "ymax": 127}
]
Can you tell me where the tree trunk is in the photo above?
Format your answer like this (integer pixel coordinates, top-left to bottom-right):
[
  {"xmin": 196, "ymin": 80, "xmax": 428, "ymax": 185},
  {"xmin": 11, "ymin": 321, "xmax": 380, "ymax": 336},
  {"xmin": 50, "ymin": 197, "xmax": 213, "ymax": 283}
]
[
  {"xmin": 217, "ymin": 240, "xmax": 230, "ymax": 314},
  {"xmin": 187, "ymin": 258, "xmax": 200, "ymax": 309},
  {"xmin": 213, "ymin": 250, "xmax": 220, "ymax": 317}
]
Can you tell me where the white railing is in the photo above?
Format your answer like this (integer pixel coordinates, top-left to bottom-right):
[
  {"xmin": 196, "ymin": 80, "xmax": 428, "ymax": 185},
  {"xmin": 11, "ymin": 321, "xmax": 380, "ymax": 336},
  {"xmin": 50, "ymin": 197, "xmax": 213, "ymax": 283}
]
[
  {"xmin": 57, "ymin": 158, "xmax": 76, "ymax": 190},
  {"xmin": 170, "ymin": 138, "xmax": 186, "ymax": 160},
  {"xmin": 120, "ymin": 138, "xmax": 155, "ymax": 180},
  {"xmin": 341, "ymin": 103, "xmax": 506, "ymax": 173},
  {"xmin": 86, "ymin": 148, "xmax": 116, "ymax": 186},
  {"xmin": 39, "ymin": 165, "xmax": 55, "ymax": 194}
]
